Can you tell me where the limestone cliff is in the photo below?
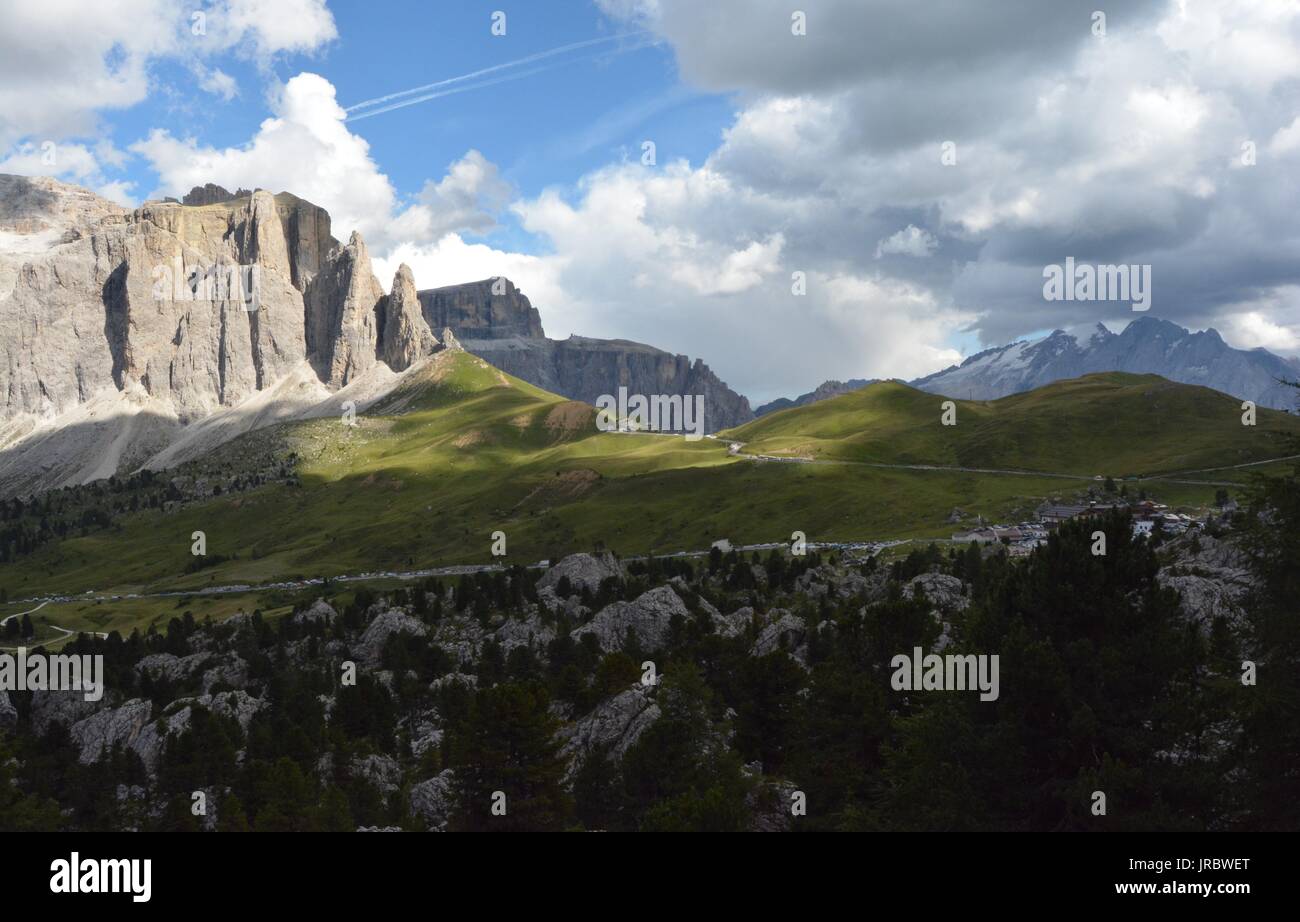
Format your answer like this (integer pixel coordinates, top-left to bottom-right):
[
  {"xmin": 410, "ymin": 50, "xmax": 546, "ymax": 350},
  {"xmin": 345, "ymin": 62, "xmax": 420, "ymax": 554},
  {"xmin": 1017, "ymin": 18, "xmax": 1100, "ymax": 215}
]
[
  {"xmin": 417, "ymin": 277, "xmax": 545, "ymax": 340},
  {"xmin": 423, "ymin": 279, "xmax": 754, "ymax": 432},
  {"xmin": 305, "ymin": 230, "xmax": 385, "ymax": 386},
  {"xmin": 379, "ymin": 264, "xmax": 439, "ymax": 371},
  {"xmin": 0, "ymin": 176, "xmax": 755, "ymax": 495}
]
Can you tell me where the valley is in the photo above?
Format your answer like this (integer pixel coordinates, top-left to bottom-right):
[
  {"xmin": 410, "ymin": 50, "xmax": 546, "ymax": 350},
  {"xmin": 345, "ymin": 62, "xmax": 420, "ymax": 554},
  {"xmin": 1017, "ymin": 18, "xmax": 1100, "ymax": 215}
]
[{"xmin": 2, "ymin": 353, "xmax": 1291, "ymax": 644}]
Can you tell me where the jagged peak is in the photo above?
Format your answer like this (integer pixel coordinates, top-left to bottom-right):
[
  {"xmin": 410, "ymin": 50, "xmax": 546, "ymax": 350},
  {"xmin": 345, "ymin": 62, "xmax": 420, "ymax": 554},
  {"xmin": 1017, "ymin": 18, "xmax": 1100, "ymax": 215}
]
[
  {"xmin": 180, "ymin": 183, "xmax": 254, "ymax": 206},
  {"xmin": 392, "ymin": 263, "xmax": 416, "ymax": 289},
  {"xmin": 441, "ymin": 327, "xmax": 464, "ymax": 352}
]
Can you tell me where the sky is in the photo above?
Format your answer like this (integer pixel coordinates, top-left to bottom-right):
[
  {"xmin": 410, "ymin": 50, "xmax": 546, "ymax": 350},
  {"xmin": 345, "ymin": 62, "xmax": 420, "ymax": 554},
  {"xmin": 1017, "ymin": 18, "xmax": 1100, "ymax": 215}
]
[{"xmin": 1, "ymin": 0, "xmax": 1298, "ymax": 404}]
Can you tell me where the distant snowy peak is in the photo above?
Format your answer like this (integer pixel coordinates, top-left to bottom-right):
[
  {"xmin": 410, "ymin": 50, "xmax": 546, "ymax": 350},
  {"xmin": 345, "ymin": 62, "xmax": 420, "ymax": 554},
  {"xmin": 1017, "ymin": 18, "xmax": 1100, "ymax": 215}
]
[{"xmin": 912, "ymin": 317, "xmax": 1300, "ymax": 410}]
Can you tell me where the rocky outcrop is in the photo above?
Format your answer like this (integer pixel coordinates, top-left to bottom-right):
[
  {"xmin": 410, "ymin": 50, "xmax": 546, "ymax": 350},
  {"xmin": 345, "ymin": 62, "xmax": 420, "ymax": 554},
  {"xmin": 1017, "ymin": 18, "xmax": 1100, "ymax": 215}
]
[
  {"xmin": 750, "ymin": 611, "xmax": 808, "ymax": 662},
  {"xmin": 306, "ymin": 231, "xmax": 385, "ymax": 386},
  {"xmin": 380, "ymin": 264, "xmax": 439, "ymax": 372},
  {"xmin": 357, "ymin": 609, "xmax": 427, "ymax": 665},
  {"xmin": 440, "ymin": 327, "xmax": 463, "ymax": 352},
  {"xmin": 350, "ymin": 753, "xmax": 403, "ymax": 796},
  {"xmin": 1, "ymin": 179, "xmax": 332, "ymax": 425},
  {"xmin": 410, "ymin": 769, "xmax": 456, "ymax": 831},
  {"xmin": 292, "ymin": 599, "xmax": 339, "ymax": 626},
  {"xmin": 423, "ymin": 277, "xmax": 753, "ymax": 432},
  {"xmin": 557, "ymin": 683, "xmax": 660, "ymax": 784},
  {"xmin": 69, "ymin": 698, "xmax": 154, "ymax": 765},
  {"xmin": 464, "ymin": 333, "xmax": 754, "ymax": 433},
  {"xmin": 905, "ymin": 572, "xmax": 969, "ymax": 613},
  {"xmin": 494, "ymin": 611, "xmax": 557, "ymax": 656},
  {"xmin": 1158, "ymin": 532, "xmax": 1255, "ymax": 627},
  {"xmin": 68, "ymin": 689, "xmax": 266, "ymax": 772},
  {"xmin": 0, "ymin": 690, "xmax": 16, "ymax": 730},
  {"xmin": 571, "ymin": 585, "xmax": 690, "ymax": 653},
  {"xmin": 538, "ymin": 552, "xmax": 623, "ymax": 596},
  {"xmin": 417, "ymin": 277, "xmax": 545, "ymax": 340},
  {"xmin": 180, "ymin": 183, "xmax": 252, "ymax": 207}
]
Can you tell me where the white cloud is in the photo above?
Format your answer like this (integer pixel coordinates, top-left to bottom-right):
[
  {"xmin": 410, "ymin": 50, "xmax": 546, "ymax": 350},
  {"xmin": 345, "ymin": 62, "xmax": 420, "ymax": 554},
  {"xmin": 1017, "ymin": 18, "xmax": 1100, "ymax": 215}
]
[
  {"xmin": 373, "ymin": 234, "xmax": 566, "ymax": 321},
  {"xmin": 1268, "ymin": 116, "xmax": 1300, "ymax": 156},
  {"xmin": 204, "ymin": 0, "xmax": 338, "ymax": 58},
  {"xmin": 0, "ymin": 0, "xmax": 180, "ymax": 148},
  {"xmin": 0, "ymin": 0, "xmax": 338, "ymax": 189},
  {"xmin": 196, "ymin": 66, "xmax": 240, "ymax": 101},
  {"xmin": 593, "ymin": 0, "xmax": 1300, "ymax": 377},
  {"xmin": 1224, "ymin": 310, "xmax": 1300, "ymax": 353},
  {"xmin": 134, "ymin": 75, "xmax": 516, "ymax": 258},
  {"xmin": 388, "ymin": 150, "xmax": 513, "ymax": 244},
  {"xmin": 133, "ymin": 73, "xmax": 399, "ymax": 244},
  {"xmin": 876, "ymin": 225, "xmax": 938, "ymax": 258}
]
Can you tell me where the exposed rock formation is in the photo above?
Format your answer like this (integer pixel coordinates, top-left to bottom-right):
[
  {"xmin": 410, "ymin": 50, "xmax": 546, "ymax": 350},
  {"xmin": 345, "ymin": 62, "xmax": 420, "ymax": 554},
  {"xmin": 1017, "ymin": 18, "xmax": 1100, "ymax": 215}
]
[
  {"xmin": 571, "ymin": 585, "xmax": 691, "ymax": 654},
  {"xmin": 750, "ymin": 611, "xmax": 809, "ymax": 665},
  {"xmin": 380, "ymin": 264, "xmax": 439, "ymax": 371},
  {"xmin": 417, "ymin": 277, "xmax": 545, "ymax": 339},
  {"xmin": 180, "ymin": 183, "xmax": 252, "ymax": 207},
  {"xmin": 538, "ymin": 552, "xmax": 623, "ymax": 595},
  {"xmin": 0, "ymin": 176, "xmax": 755, "ymax": 495},
  {"xmin": 0, "ymin": 690, "xmax": 16, "ymax": 730},
  {"xmin": 421, "ymin": 278, "xmax": 754, "ymax": 432},
  {"xmin": 440, "ymin": 327, "xmax": 463, "ymax": 352},
  {"xmin": 306, "ymin": 231, "xmax": 385, "ymax": 386},
  {"xmin": 557, "ymin": 683, "xmax": 661, "ymax": 785},
  {"xmin": 1158, "ymin": 532, "xmax": 1255, "ymax": 628},
  {"xmin": 356, "ymin": 608, "xmax": 427, "ymax": 665},
  {"xmin": 410, "ymin": 769, "xmax": 457, "ymax": 830},
  {"xmin": 1, "ymin": 179, "xmax": 334, "ymax": 423}
]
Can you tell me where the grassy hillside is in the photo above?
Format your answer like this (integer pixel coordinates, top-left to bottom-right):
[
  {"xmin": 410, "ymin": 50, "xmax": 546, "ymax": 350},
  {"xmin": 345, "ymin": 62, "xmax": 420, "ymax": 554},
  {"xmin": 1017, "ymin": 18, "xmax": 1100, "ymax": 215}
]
[
  {"xmin": 724, "ymin": 372, "xmax": 1300, "ymax": 476},
  {"xmin": 0, "ymin": 361, "xmax": 1279, "ymax": 636}
]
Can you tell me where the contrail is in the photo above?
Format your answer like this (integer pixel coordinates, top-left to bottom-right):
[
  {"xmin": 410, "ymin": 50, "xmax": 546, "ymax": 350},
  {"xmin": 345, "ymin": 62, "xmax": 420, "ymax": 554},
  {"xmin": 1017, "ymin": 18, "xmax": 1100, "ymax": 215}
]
[
  {"xmin": 346, "ymin": 64, "xmax": 568, "ymax": 121},
  {"xmin": 345, "ymin": 31, "xmax": 653, "ymax": 118}
]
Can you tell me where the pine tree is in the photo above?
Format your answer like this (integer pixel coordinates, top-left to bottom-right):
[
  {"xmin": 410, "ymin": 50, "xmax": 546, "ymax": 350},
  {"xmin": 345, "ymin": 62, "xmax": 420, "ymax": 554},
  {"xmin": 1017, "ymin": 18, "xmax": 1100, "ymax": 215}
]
[{"xmin": 450, "ymin": 682, "xmax": 572, "ymax": 831}]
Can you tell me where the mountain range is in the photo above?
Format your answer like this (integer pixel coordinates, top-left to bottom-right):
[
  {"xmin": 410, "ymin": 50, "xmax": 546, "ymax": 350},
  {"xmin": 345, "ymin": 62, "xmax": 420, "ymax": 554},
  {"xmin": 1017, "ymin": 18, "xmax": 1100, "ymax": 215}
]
[
  {"xmin": 754, "ymin": 378, "xmax": 876, "ymax": 416},
  {"xmin": 757, "ymin": 318, "xmax": 1300, "ymax": 417},
  {"xmin": 911, "ymin": 319, "xmax": 1300, "ymax": 410},
  {"xmin": 0, "ymin": 175, "xmax": 750, "ymax": 497}
]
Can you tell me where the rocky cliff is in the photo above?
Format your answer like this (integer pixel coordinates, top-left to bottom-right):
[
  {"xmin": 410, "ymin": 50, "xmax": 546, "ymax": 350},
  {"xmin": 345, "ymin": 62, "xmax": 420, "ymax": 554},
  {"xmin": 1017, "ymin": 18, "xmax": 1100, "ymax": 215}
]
[
  {"xmin": 423, "ymin": 280, "xmax": 753, "ymax": 432},
  {"xmin": 0, "ymin": 175, "xmax": 753, "ymax": 495},
  {"xmin": 0, "ymin": 176, "xmax": 359, "ymax": 422},
  {"xmin": 416, "ymin": 277, "xmax": 545, "ymax": 340},
  {"xmin": 379, "ymin": 264, "xmax": 439, "ymax": 372}
]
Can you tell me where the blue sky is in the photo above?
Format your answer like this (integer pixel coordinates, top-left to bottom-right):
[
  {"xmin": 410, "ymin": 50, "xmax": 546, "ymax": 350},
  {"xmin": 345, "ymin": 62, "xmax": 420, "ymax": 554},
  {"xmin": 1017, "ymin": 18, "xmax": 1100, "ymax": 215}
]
[{"xmin": 95, "ymin": 1, "xmax": 734, "ymax": 250}]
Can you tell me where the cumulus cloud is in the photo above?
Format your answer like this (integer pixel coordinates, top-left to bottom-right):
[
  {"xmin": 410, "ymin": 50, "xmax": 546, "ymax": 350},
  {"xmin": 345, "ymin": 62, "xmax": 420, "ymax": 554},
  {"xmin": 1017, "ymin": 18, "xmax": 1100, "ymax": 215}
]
[
  {"xmin": 0, "ymin": 0, "xmax": 336, "ymax": 161},
  {"xmin": 876, "ymin": 225, "xmax": 938, "ymax": 259},
  {"xmin": 372, "ymin": 234, "xmax": 566, "ymax": 323},
  {"xmin": 134, "ymin": 75, "xmax": 515, "ymax": 258},
  {"xmin": 595, "ymin": 0, "xmax": 1300, "ymax": 375},
  {"xmin": 133, "ymin": 73, "xmax": 397, "ymax": 242},
  {"xmin": 195, "ymin": 66, "xmax": 240, "ymax": 101}
]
